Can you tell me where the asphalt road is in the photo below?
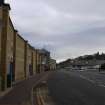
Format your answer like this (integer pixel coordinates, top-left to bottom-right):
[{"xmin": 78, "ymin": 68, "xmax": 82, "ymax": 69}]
[{"xmin": 47, "ymin": 70, "xmax": 105, "ymax": 105}]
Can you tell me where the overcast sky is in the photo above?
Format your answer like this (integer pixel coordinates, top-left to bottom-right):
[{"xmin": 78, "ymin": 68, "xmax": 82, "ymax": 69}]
[{"xmin": 6, "ymin": 0, "xmax": 105, "ymax": 62}]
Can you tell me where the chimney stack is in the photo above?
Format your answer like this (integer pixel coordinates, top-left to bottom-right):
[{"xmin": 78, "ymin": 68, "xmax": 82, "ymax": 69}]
[{"xmin": 0, "ymin": 0, "xmax": 4, "ymax": 5}]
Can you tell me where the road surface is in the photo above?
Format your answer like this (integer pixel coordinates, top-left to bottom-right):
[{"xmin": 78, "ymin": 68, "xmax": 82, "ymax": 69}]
[{"xmin": 47, "ymin": 70, "xmax": 105, "ymax": 105}]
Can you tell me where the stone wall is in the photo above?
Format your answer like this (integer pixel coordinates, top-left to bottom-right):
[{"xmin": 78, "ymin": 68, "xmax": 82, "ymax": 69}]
[
  {"xmin": 32, "ymin": 49, "xmax": 37, "ymax": 74},
  {"xmin": 6, "ymin": 18, "xmax": 14, "ymax": 77},
  {"xmin": 26, "ymin": 44, "xmax": 33, "ymax": 77},
  {"xmin": 50, "ymin": 59, "xmax": 56, "ymax": 70},
  {"xmin": 0, "ymin": 6, "xmax": 2, "ymax": 91},
  {"xmin": 15, "ymin": 34, "xmax": 25, "ymax": 81},
  {"xmin": 0, "ymin": 3, "xmax": 51, "ymax": 92},
  {"xmin": 0, "ymin": 7, "xmax": 2, "ymax": 64},
  {"xmin": 36, "ymin": 50, "xmax": 41, "ymax": 73},
  {"xmin": 0, "ymin": 4, "xmax": 11, "ymax": 91}
]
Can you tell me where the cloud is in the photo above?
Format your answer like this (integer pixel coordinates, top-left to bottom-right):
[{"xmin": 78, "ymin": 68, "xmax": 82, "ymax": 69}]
[{"xmin": 5, "ymin": 0, "xmax": 105, "ymax": 62}]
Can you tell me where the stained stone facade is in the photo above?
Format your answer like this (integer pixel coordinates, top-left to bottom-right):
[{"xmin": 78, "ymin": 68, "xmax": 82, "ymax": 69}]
[
  {"xmin": 15, "ymin": 34, "xmax": 26, "ymax": 81},
  {"xmin": 0, "ymin": 2, "xmax": 52, "ymax": 93}
]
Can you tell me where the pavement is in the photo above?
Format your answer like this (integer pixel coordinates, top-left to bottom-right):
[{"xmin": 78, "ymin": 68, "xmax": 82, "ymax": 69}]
[
  {"xmin": 0, "ymin": 71, "xmax": 51, "ymax": 105},
  {"xmin": 47, "ymin": 70, "xmax": 105, "ymax": 105}
]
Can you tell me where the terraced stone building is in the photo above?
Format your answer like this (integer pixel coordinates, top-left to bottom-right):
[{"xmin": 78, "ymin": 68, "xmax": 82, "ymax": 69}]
[{"xmin": 0, "ymin": 1, "xmax": 52, "ymax": 93}]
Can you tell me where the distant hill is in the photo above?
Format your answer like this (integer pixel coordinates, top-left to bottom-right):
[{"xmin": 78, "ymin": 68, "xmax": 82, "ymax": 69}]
[
  {"xmin": 76, "ymin": 52, "xmax": 105, "ymax": 61},
  {"xmin": 58, "ymin": 52, "xmax": 105, "ymax": 68},
  {"xmin": 57, "ymin": 59, "xmax": 72, "ymax": 68}
]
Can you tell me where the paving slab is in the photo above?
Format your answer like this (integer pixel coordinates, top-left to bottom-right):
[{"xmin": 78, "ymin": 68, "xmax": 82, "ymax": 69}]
[{"xmin": 0, "ymin": 72, "xmax": 51, "ymax": 105}]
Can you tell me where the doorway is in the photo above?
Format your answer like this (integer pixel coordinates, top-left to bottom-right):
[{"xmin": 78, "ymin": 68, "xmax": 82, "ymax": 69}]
[
  {"xmin": 29, "ymin": 64, "xmax": 33, "ymax": 76},
  {"xmin": 7, "ymin": 62, "xmax": 13, "ymax": 88}
]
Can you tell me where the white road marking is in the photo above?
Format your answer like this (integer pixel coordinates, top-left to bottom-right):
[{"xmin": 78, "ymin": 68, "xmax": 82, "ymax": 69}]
[
  {"xmin": 79, "ymin": 75, "xmax": 105, "ymax": 88},
  {"xmin": 60, "ymin": 71, "xmax": 105, "ymax": 88},
  {"xmin": 98, "ymin": 85, "xmax": 105, "ymax": 88},
  {"xmin": 79, "ymin": 75, "xmax": 95, "ymax": 83}
]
